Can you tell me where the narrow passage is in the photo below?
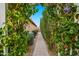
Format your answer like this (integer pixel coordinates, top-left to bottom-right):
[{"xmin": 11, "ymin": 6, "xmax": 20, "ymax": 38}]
[{"xmin": 32, "ymin": 32, "xmax": 49, "ymax": 56}]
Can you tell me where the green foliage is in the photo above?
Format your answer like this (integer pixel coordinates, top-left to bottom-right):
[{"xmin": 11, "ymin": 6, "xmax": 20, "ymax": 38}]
[
  {"xmin": 0, "ymin": 28, "xmax": 4, "ymax": 56},
  {"xmin": 0, "ymin": 3, "xmax": 38, "ymax": 56},
  {"xmin": 40, "ymin": 4, "xmax": 79, "ymax": 56}
]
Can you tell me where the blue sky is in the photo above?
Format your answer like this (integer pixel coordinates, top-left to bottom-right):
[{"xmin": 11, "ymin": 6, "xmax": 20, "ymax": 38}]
[
  {"xmin": 30, "ymin": 4, "xmax": 45, "ymax": 27},
  {"xmin": 0, "ymin": 4, "xmax": 45, "ymax": 28}
]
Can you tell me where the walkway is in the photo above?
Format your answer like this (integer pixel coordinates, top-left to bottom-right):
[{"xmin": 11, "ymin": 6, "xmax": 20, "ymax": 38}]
[{"xmin": 32, "ymin": 32, "xmax": 49, "ymax": 56}]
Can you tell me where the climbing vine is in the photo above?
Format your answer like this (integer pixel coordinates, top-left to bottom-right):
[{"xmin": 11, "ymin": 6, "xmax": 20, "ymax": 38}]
[
  {"xmin": 40, "ymin": 4, "xmax": 79, "ymax": 56},
  {"xmin": 0, "ymin": 3, "xmax": 38, "ymax": 56}
]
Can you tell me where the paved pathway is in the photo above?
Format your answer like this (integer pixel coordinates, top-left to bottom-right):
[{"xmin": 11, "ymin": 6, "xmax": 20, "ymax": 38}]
[{"xmin": 32, "ymin": 32, "xmax": 49, "ymax": 56}]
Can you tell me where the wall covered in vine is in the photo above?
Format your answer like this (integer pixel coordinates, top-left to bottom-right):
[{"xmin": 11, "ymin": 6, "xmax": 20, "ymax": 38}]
[
  {"xmin": 40, "ymin": 4, "xmax": 79, "ymax": 56},
  {"xmin": 0, "ymin": 3, "xmax": 38, "ymax": 56}
]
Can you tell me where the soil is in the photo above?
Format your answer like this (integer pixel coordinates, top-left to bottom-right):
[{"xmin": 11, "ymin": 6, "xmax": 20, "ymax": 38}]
[
  {"xmin": 48, "ymin": 49, "xmax": 57, "ymax": 56},
  {"xmin": 27, "ymin": 45, "xmax": 33, "ymax": 56}
]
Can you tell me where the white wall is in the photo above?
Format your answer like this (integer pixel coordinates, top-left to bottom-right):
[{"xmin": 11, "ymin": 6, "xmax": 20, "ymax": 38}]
[{"xmin": 0, "ymin": 3, "xmax": 5, "ymax": 28}]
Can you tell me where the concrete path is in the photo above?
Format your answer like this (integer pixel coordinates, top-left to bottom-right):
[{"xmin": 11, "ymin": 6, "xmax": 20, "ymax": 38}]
[{"xmin": 32, "ymin": 32, "xmax": 49, "ymax": 56}]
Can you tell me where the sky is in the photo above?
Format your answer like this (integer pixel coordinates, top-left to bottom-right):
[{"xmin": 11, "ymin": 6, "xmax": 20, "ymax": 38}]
[
  {"xmin": 30, "ymin": 4, "xmax": 45, "ymax": 27},
  {"xmin": 0, "ymin": 4, "xmax": 45, "ymax": 28}
]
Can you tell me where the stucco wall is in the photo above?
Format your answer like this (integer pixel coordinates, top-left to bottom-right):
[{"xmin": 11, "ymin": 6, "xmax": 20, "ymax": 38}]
[
  {"xmin": 24, "ymin": 21, "xmax": 37, "ymax": 32},
  {"xmin": 0, "ymin": 3, "xmax": 5, "ymax": 28}
]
